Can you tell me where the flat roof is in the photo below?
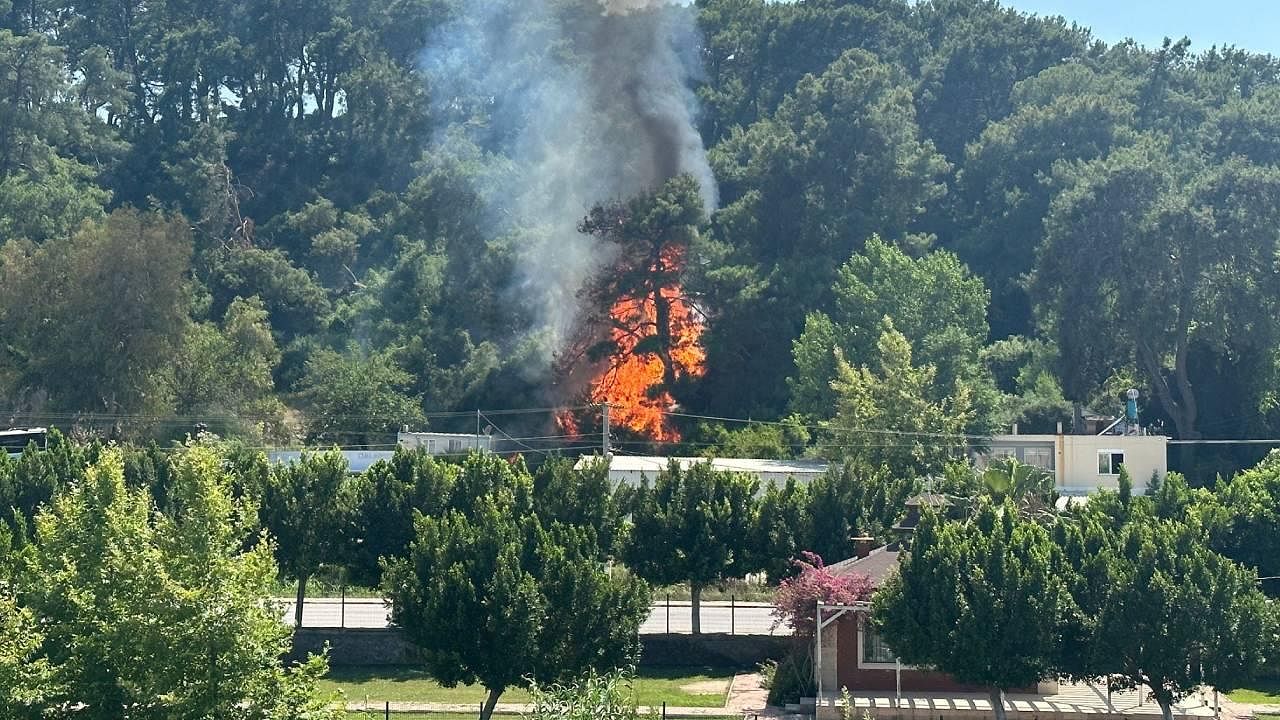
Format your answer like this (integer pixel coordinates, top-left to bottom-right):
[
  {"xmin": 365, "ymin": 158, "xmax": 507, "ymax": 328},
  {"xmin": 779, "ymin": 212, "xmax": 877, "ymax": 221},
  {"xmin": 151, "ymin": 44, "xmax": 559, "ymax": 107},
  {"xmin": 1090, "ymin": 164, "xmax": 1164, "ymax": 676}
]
[
  {"xmin": 575, "ymin": 455, "xmax": 830, "ymax": 475},
  {"xmin": 989, "ymin": 434, "xmax": 1168, "ymax": 442}
]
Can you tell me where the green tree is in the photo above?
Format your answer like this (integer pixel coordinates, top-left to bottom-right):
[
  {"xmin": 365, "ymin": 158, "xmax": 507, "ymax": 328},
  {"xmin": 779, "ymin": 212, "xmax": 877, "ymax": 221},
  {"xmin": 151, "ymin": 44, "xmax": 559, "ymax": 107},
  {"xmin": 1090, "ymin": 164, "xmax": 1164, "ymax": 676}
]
[
  {"xmin": 533, "ymin": 456, "xmax": 621, "ymax": 558},
  {"xmin": 166, "ymin": 296, "xmax": 286, "ymax": 440},
  {"xmin": 754, "ymin": 476, "xmax": 810, "ymax": 583},
  {"xmin": 0, "ymin": 591, "xmax": 47, "ymax": 718},
  {"xmin": 346, "ymin": 448, "xmax": 459, "ymax": 587},
  {"xmin": 827, "ymin": 319, "xmax": 974, "ymax": 476},
  {"xmin": 621, "ymin": 461, "xmax": 759, "ymax": 634},
  {"xmin": 19, "ymin": 445, "xmax": 338, "ymax": 719},
  {"xmin": 260, "ymin": 450, "xmax": 360, "ymax": 627},
  {"xmin": 1034, "ymin": 144, "xmax": 1280, "ymax": 439},
  {"xmin": 382, "ymin": 454, "xmax": 649, "ymax": 720},
  {"xmin": 875, "ymin": 503, "xmax": 1072, "ymax": 720},
  {"xmin": 0, "ymin": 208, "xmax": 192, "ymax": 418},
  {"xmin": 1198, "ymin": 450, "xmax": 1280, "ymax": 596},
  {"xmin": 699, "ymin": 47, "xmax": 949, "ymax": 417},
  {"xmin": 790, "ymin": 236, "xmax": 994, "ymax": 424},
  {"xmin": 1064, "ymin": 513, "xmax": 1273, "ymax": 720},
  {"xmin": 295, "ymin": 347, "xmax": 425, "ymax": 446}
]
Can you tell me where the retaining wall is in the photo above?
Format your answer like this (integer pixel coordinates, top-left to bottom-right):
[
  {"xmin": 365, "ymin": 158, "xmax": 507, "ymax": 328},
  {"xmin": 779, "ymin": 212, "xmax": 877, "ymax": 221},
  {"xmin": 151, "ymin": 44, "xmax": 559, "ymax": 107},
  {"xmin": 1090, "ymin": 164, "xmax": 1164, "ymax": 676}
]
[{"xmin": 292, "ymin": 628, "xmax": 790, "ymax": 668}]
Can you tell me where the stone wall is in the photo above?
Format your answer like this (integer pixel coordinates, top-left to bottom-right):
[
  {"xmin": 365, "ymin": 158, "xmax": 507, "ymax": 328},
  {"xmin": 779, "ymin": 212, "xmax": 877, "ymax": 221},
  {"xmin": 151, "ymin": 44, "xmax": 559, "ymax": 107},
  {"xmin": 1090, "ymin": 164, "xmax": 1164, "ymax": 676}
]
[{"xmin": 292, "ymin": 628, "xmax": 790, "ymax": 669}]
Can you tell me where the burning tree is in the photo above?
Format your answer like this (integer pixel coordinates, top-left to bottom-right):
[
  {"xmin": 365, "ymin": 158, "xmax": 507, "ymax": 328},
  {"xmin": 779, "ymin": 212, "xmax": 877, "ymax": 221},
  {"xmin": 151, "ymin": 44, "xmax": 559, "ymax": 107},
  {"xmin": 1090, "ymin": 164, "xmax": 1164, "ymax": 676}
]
[{"xmin": 563, "ymin": 175, "xmax": 708, "ymax": 442}]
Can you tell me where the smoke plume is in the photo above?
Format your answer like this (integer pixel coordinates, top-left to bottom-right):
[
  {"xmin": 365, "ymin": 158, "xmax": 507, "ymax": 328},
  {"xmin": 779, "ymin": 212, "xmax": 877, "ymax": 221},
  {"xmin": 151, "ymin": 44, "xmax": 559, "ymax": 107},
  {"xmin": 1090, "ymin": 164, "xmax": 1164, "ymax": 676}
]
[{"xmin": 421, "ymin": 0, "xmax": 716, "ymax": 367}]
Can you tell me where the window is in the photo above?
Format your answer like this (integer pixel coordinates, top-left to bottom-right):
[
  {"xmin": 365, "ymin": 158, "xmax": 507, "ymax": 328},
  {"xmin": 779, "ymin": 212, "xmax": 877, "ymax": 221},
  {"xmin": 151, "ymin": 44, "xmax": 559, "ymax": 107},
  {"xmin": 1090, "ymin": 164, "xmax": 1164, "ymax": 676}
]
[
  {"xmin": 1098, "ymin": 450, "xmax": 1125, "ymax": 476},
  {"xmin": 862, "ymin": 627, "xmax": 898, "ymax": 665},
  {"xmin": 990, "ymin": 446, "xmax": 1017, "ymax": 460},
  {"xmin": 1024, "ymin": 448, "xmax": 1053, "ymax": 471}
]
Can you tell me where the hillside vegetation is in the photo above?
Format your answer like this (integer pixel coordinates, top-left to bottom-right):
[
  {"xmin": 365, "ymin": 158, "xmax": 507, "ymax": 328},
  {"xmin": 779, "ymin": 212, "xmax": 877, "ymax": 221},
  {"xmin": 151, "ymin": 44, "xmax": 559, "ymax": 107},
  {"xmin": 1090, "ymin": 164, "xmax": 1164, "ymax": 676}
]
[{"xmin": 1, "ymin": 0, "xmax": 1278, "ymax": 480}]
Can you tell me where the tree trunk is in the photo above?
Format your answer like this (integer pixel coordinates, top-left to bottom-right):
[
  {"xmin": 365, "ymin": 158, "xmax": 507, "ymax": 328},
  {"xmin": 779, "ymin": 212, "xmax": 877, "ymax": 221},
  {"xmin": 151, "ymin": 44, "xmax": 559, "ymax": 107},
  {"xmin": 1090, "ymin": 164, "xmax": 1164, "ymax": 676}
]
[
  {"xmin": 294, "ymin": 573, "xmax": 309, "ymax": 628},
  {"xmin": 1156, "ymin": 696, "xmax": 1174, "ymax": 720},
  {"xmin": 480, "ymin": 686, "xmax": 504, "ymax": 720},
  {"xmin": 990, "ymin": 687, "xmax": 1007, "ymax": 720},
  {"xmin": 691, "ymin": 582, "xmax": 703, "ymax": 635}
]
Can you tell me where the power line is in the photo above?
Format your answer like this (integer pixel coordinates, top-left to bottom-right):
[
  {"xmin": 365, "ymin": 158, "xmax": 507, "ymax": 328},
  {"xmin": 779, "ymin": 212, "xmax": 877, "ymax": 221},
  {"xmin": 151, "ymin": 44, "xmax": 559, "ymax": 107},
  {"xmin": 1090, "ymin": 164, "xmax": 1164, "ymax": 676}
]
[{"xmin": 657, "ymin": 409, "xmax": 991, "ymax": 441}]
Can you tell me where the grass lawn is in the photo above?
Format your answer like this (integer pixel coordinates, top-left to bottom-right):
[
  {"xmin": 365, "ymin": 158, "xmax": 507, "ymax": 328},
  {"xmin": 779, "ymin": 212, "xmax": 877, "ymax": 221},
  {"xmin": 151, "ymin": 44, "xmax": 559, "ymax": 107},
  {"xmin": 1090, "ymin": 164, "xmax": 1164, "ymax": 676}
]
[
  {"xmin": 324, "ymin": 666, "xmax": 735, "ymax": 708},
  {"xmin": 1226, "ymin": 680, "xmax": 1280, "ymax": 704},
  {"xmin": 345, "ymin": 707, "xmax": 742, "ymax": 712},
  {"xmin": 344, "ymin": 715, "xmax": 741, "ymax": 720}
]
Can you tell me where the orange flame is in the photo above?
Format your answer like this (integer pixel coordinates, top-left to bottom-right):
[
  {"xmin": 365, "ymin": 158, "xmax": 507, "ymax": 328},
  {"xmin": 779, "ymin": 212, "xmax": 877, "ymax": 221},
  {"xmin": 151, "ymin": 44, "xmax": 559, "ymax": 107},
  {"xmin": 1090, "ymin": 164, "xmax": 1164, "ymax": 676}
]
[{"xmin": 587, "ymin": 247, "xmax": 705, "ymax": 442}]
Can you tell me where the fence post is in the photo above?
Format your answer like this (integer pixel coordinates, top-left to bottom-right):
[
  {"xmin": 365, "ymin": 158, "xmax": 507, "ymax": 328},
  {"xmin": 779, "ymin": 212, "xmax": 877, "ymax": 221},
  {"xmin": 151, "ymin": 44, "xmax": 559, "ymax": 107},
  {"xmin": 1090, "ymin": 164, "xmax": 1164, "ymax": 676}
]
[
  {"xmin": 384, "ymin": 701, "xmax": 389, "ymax": 720},
  {"xmin": 662, "ymin": 701, "xmax": 667, "ymax": 720},
  {"xmin": 665, "ymin": 593, "xmax": 670, "ymax": 634},
  {"xmin": 341, "ymin": 585, "xmax": 346, "ymax": 629},
  {"xmin": 731, "ymin": 595, "xmax": 735, "ymax": 635}
]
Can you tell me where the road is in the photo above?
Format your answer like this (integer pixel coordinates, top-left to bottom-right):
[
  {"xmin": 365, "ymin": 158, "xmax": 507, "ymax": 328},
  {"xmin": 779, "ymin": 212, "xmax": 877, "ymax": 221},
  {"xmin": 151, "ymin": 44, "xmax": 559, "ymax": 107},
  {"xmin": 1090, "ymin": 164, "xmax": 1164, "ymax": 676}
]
[{"xmin": 281, "ymin": 598, "xmax": 784, "ymax": 635}]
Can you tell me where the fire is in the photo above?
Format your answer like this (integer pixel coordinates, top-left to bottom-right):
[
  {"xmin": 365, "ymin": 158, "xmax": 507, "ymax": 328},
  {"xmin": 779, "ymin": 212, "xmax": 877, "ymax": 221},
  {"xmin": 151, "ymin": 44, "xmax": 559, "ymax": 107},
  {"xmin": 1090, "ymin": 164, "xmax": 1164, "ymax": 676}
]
[{"xmin": 586, "ymin": 246, "xmax": 705, "ymax": 442}]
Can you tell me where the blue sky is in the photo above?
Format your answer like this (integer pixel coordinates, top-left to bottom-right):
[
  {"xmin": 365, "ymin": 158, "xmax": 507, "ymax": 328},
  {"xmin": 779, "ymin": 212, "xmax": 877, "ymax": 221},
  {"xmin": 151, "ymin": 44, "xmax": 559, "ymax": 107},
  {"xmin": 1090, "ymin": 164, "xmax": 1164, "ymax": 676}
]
[{"xmin": 999, "ymin": 0, "xmax": 1280, "ymax": 56}]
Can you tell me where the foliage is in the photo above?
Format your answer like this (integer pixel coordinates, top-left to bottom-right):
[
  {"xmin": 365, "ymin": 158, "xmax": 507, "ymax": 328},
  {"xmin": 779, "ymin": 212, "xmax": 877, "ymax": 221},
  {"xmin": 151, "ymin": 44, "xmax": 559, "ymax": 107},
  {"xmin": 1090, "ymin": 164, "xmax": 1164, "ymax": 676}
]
[
  {"xmin": 790, "ymin": 236, "xmax": 993, "ymax": 425},
  {"xmin": 383, "ymin": 453, "xmax": 649, "ymax": 720},
  {"xmin": 294, "ymin": 347, "xmax": 425, "ymax": 446},
  {"xmin": 526, "ymin": 670, "xmax": 647, "ymax": 720},
  {"xmin": 2, "ymin": 0, "xmax": 1280, "ymax": 479},
  {"xmin": 17, "ymin": 446, "xmax": 339, "ymax": 719},
  {"xmin": 827, "ymin": 319, "xmax": 974, "ymax": 476},
  {"xmin": 1056, "ymin": 496, "xmax": 1274, "ymax": 720},
  {"xmin": 621, "ymin": 460, "xmax": 759, "ymax": 634},
  {"xmin": 346, "ymin": 448, "xmax": 460, "ymax": 587},
  {"xmin": 260, "ymin": 450, "xmax": 361, "ymax": 626},
  {"xmin": 875, "ymin": 502, "xmax": 1073, "ymax": 720},
  {"xmin": 771, "ymin": 552, "xmax": 874, "ymax": 638},
  {"xmin": 1199, "ymin": 450, "xmax": 1280, "ymax": 597}
]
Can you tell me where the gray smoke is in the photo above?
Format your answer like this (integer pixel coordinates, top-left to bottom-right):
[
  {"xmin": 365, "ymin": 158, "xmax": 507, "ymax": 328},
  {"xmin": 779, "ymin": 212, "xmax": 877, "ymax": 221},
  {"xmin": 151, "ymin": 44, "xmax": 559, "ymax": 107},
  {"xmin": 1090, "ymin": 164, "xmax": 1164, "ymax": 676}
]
[{"xmin": 421, "ymin": 0, "xmax": 716, "ymax": 368}]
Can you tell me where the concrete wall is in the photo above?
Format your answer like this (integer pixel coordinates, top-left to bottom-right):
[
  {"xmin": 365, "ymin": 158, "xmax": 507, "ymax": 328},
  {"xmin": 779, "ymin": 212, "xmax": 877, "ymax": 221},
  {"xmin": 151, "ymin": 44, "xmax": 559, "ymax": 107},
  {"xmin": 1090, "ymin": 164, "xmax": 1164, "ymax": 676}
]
[
  {"xmin": 984, "ymin": 434, "xmax": 1167, "ymax": 496},
  {"xmin": 290, "ymin": 628, "xmax": 422, "ymax": 666},
  {"xmin": 293, "ymin": 628, "xmax": 788, "ymax": 669}
]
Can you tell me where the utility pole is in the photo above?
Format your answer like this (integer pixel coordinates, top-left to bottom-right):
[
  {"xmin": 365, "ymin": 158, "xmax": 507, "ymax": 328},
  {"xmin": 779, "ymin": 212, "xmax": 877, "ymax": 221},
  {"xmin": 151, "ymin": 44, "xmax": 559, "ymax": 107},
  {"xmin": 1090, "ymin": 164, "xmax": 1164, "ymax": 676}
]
[
  {"xmin": 476, "ymin": 409, "xmax": 481, "ymax": 452},
  {"xmin": 602, "ymin": 403, "xmax": 611, "ymax": 457}
]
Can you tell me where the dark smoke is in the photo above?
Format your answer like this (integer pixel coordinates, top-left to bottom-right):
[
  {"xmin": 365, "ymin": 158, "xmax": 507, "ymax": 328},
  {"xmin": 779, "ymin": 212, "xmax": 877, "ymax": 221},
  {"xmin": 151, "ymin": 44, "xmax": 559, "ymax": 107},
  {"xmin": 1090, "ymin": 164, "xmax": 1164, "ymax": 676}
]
[{"xmin": 420, "ymin": 0, "xmax": 716, "ymax": 365}]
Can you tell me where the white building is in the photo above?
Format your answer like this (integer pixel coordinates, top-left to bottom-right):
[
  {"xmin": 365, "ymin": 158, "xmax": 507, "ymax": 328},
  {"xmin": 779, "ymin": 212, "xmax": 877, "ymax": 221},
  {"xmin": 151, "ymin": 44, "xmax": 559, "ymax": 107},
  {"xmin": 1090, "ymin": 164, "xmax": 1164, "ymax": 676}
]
[
  {"xmin": 396, "ymin": 431, "xmax": 493, "ymax": 455},
  {"xmin": 575, "ymin": 454, "xmax": 830, "ymax": 487},
  {"xmin": 978, "ymin": 433, "xmax": 1168, "ymax": 496},
  {"xmin": 266, "ymin": 449, "xmax": 394, "ymax": 473}
]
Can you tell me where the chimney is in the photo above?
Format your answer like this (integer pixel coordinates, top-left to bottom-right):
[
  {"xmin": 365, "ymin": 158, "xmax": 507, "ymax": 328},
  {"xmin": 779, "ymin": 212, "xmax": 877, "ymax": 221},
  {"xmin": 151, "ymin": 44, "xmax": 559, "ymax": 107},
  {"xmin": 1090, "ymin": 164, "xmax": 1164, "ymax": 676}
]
[
  {"xmin": 852, "ymin": 536, "xmax": 876, "ymax": 559},
  {"xmin": 1011, "ymin": 423, "xmax": 1019, "ymax": 435}
]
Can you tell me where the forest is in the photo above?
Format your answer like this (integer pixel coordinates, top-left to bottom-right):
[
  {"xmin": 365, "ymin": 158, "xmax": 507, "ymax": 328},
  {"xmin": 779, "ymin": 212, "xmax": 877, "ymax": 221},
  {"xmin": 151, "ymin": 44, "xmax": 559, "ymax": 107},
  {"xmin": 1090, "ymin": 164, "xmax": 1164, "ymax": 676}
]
[{"xmin": 2, "ymin": 0, "xmax": 1280, "ymax": 483}]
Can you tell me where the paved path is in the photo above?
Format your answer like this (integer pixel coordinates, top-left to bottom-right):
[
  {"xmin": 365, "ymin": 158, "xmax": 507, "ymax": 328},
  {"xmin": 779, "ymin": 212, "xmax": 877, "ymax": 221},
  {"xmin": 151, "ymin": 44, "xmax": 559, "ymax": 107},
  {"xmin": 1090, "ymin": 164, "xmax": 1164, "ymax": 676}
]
[{"xmin": 282, "ymin": 598, "xmax": 784, "ymax": 635}]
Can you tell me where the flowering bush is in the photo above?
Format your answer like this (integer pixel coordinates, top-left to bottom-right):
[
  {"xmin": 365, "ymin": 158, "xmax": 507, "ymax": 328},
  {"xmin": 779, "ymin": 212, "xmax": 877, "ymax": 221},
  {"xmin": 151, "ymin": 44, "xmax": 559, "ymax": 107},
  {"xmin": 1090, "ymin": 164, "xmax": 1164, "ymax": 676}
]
[{"xmin": 771, "ymin": 552, "xmax": 874, "ymax": 637}]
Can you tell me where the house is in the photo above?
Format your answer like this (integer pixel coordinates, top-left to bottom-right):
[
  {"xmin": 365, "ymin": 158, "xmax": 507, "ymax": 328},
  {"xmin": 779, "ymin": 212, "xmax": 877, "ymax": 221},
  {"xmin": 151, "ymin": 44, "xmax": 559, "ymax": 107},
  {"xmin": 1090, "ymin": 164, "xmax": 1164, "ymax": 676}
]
[
  {"xmin": 815, "ymin": 495, "xmax": 1059, "ymax": 701},
  {"xmin": 976, "ymin": 431, "xmax": 1167, "ymax": 497},
  {"xmin": 572, "ymin": 454, "xmax": 830, "ymax": 487}
]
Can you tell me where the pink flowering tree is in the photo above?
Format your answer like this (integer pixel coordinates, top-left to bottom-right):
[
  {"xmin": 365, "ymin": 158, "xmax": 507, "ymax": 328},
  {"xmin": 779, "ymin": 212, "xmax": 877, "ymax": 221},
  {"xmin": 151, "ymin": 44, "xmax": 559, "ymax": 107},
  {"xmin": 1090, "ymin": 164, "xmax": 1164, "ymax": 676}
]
[{"xmin": 771, "ymin": 552, "xmax": 874, "ymax": 637}]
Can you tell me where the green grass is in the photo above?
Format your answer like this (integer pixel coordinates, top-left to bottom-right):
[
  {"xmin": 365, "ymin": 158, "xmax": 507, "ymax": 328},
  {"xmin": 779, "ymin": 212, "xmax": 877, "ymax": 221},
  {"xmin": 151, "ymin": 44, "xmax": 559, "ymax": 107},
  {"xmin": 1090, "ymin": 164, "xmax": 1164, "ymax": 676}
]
[
  {"xmin": 1226, "ymin": 680, "xmax": 1280, "ymax": 704},
  {"xmin": 323, "ymin": 666, "xmax": 735, "ymax": 708},
  {"xmin": 345, "ymin": 707, "xmax": 742, "ymax": 712},
  {"xmin": 343, "ymin": 715, "xmax": 741, "ymax": 720}
]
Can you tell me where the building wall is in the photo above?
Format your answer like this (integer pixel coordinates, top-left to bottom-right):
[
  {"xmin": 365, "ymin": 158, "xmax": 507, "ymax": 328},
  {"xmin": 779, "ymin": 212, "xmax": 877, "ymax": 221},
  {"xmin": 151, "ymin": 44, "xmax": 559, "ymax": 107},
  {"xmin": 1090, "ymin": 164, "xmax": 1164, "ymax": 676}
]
[
  {"xmin": 397, "ymin": 432, "xmax": 492, "ymax": 455},
  {"xmin": 606, "ymin": 468, "xmax": 827, "ymax": 488},
  {"xmin": 984, "ymin": 434, "xmax": 1167, "ymax": 496},
  {"xmin": 832, "ymin": 615, "xmax": 1004, "ymax": 694}
]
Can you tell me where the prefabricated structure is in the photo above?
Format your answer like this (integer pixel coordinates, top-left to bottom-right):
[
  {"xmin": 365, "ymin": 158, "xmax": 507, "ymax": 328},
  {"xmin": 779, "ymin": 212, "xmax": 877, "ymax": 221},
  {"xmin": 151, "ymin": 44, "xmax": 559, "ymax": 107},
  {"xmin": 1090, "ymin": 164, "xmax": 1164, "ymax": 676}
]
[
  {"xmin": 265, "ymin": 449, "xmax": 394, "ymax": 473},
  {"xmin": 396, "ymin": 430, "xmax": 493, "ymax": 456},
  {"xmin": 573, "ymin": 454, "xmax": 830, "ymax": 487}
]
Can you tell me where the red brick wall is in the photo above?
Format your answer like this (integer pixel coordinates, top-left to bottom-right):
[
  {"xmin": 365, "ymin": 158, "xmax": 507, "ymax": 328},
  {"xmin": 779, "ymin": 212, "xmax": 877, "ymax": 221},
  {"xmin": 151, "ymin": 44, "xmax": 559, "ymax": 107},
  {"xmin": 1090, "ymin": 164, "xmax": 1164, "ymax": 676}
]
[{"xmin": 834, "ymin": 615, "xmax": 1035, "ymax": 693}]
